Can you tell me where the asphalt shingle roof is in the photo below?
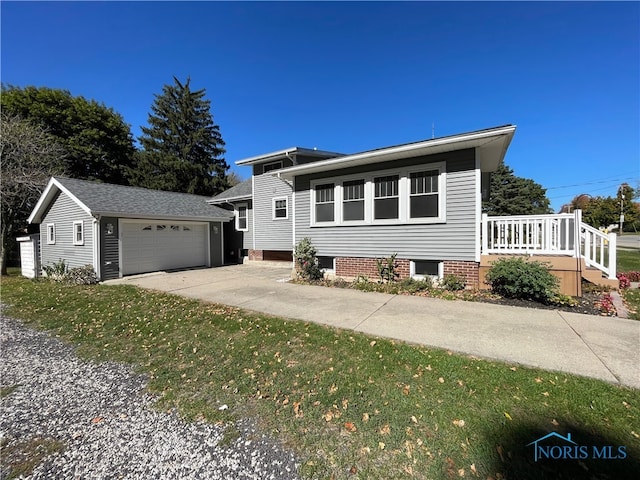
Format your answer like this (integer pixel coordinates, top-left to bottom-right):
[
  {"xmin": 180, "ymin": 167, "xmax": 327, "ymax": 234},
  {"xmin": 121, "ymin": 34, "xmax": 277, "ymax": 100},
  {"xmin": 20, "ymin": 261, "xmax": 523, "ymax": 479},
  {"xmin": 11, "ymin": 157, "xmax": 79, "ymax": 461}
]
[
  {"xmin": 54, "ymin": 177, "xmax": 233, "ymax": 221},
  {"xmin": 208, "ymin": 179, "xmax": 252, "ymax": 203}
]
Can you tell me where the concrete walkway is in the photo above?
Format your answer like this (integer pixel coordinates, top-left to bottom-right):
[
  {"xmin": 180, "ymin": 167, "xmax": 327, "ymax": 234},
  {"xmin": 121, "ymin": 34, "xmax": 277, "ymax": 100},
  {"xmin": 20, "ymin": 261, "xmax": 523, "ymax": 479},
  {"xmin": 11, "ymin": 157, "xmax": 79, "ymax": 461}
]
[{"xmin": 107, "ymin": 264, "xmax": 640, "ymax": 389}]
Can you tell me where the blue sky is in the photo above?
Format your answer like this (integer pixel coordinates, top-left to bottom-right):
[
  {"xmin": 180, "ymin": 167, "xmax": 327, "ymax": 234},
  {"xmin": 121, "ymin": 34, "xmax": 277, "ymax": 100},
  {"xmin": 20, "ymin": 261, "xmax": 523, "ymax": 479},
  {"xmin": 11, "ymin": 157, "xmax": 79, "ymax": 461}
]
[{"xmin": 2, "ymin": 1, "xmax": 638, "ymax": 211}]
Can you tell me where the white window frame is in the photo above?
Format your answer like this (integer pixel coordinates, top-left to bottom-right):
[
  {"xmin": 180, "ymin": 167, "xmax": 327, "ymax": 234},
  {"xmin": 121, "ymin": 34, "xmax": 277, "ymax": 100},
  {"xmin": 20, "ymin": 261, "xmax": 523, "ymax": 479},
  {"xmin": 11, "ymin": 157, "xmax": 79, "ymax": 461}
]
[
  {"xmin": 46, "ymin": 223, "xmax": 56, "ymax": 245},
  {"xmin": 342, "ymin": 178, "xmax": 367, "ymax": 223},
  {"xmin": 310, "ymin": 181, "xmax": 337, "ymax": 226},
  {"xmin": 410, "ymin": 260, "xmax": 444, "ymax": 281},
  {"xmin": 72, "ymin": 220, "xmax": 84, "ymax": 246},
  {"xmin": 317, "ymin": 256, "xmax": 336, "ymax": 274},
  {"xmin": 310, "ymin": 161, "xmax": 446, "ymax": 227},
  {"xmin": 272, "ymin": 196, "xmax": 289, "ymax": 220},
  {"xmin": 235, "ymin": 203, "xmax": 248, "ymax": 232}
]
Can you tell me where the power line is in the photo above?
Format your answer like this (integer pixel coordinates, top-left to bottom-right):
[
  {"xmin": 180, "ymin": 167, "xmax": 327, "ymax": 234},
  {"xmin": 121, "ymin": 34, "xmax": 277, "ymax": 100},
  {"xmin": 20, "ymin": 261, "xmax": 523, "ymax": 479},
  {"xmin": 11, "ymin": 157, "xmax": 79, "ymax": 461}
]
[{"xmin": 546, "ymin": 173, "xmax": 638, "ymax": 190}]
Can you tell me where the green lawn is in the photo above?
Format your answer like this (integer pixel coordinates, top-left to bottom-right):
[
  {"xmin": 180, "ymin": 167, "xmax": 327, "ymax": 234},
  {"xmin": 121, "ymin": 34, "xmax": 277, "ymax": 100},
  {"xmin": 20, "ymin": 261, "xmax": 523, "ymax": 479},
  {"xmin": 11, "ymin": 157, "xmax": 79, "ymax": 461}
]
[
  {"xmin": 618, "ymin": 248, "xmax": 640, "ymax": 274},
  {"xmin": 1, "ymin": 275, "xmax": 639, "ymax": 479}
]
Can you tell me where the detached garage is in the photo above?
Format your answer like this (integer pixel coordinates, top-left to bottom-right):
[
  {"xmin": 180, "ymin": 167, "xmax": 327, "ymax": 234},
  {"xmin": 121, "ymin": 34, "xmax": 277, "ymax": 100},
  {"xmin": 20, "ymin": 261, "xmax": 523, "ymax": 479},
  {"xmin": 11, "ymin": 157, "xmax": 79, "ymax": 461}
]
[{"xmin": 27, "ymin": 177, "xmax": 234, "ymax": 281}]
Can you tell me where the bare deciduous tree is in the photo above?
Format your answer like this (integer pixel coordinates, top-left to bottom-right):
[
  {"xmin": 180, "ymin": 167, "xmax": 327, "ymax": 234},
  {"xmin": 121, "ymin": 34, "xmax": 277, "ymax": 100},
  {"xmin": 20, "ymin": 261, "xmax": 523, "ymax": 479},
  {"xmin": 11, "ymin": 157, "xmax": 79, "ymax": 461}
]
[{"xmin": 1, "ymin": 114, "xmax": 66, "ymax": 274}]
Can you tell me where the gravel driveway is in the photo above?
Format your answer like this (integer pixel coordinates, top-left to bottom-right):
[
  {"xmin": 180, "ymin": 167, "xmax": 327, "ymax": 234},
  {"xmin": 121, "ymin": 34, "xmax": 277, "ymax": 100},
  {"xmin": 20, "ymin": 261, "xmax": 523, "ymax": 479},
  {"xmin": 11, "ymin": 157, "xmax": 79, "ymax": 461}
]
[{"xmin": 0, "ymin": 315, "xmax": 300, "ymax": 479}]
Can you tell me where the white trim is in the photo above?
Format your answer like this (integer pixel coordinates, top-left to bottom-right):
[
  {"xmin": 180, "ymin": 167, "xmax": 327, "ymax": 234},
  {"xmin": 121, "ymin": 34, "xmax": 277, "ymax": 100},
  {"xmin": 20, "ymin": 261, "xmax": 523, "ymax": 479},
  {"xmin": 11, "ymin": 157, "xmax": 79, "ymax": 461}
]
[
  {"xmin": 206, "ymin": 223, "xmax": 211, "ymax": 267},
  {"xmin": 272, "ymin": 196, "xmax": 289, "ymax": 220},
  {"xmin": 292, "ymin": 187, "xmax": 296, "ymax": 247},
  {"xmin": 92, "ymin": 219, "xmax": 100, "ymax": 279},
  {"xmin": 28, "ymin": 178, "xmax": 92, "ymax": 224},
  {"xmin": 46, "ymin": 223, "xmax": 56, "ymax": 244},
  {"xmin": 72, "ymin": 220, "xmax": 85, "ymax": 246},
  {"xmin": 410, "ymin": 260, "xmax": 443, "ymax": 281},
  {"xmin": 474, "ymin": 149, "xmax": 482, "ymax": 263},
  {"xmin": 309, "ymin": 162, "xmax": 446, "ymax": 227},
  {"xmin": 251, "ymin": 176, "xmax": 256, "ymax": 250},
  {"xmin": 219, "ymin": 221, "xmax": 225, "ymax": 266},
  {"xmin": 235, "ymin": 203, "xmax": 249, "ymax": 231}
]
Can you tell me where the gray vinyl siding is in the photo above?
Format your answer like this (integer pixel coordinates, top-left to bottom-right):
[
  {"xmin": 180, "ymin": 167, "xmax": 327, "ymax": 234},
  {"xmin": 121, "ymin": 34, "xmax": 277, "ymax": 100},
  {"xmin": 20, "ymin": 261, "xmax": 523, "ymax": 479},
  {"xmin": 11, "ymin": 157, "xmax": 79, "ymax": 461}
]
[
  {"xmin": 240, "ymin": 202, "xmax": 253, "ymax": 250},
  {"xmin": 253, "ymin": 174, "xmax": 293, "ymax": 251},
  {"xmin": 40, "ymin": 191, "xmax": 95, "ymax": 271},
  {"xmin": 100, "ymin": 217, "xmax": 119, "ymax": 280},
  {"xmin": 294, "ymin": 149, "xmax": 478, "ymax": 261}
]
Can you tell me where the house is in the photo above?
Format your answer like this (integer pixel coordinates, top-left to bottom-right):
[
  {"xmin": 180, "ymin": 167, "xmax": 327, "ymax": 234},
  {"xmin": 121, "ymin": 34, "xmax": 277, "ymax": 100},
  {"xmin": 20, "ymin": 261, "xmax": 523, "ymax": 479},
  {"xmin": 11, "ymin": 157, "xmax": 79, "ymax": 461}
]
[
  {"xmin": 213, "ymin": 123, "xmax": 616, "ymax": 295},
  {"xmin": 27, "ymin": 177, "xmax": 233, "ymax": 281},
  {"xmin": 212, "ymin": 125, "xmax": 516, "ymax": 288}
]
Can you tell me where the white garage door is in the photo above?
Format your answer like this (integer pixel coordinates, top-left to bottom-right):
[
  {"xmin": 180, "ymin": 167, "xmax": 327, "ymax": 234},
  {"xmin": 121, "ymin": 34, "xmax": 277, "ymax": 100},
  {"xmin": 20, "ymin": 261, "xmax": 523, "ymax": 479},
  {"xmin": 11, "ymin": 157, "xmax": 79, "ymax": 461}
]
[{"xmin": 121, "ymin": 222, "xmax": 208, "ymax": 276}]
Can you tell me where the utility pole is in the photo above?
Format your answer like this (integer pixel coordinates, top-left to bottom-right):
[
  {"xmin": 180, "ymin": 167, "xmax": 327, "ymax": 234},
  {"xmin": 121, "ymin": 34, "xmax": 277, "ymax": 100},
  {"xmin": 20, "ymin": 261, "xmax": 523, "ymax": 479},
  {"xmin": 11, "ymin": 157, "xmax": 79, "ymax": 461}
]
[{"xmin": 619, "ymin": 184, "xmax": 625, "ymax": 233}]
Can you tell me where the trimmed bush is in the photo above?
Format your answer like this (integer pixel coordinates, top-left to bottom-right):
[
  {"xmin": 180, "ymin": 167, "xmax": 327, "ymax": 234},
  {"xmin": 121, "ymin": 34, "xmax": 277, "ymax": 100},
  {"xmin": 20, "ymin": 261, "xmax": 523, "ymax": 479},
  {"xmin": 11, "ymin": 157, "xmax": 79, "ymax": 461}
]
[
  {"xmin": 66, "ymin": 265, "xmax": 99, "ymax": 285},
  {"xmin": 485, "ymin": 257, "xmax": 559, "ymax": 304}
]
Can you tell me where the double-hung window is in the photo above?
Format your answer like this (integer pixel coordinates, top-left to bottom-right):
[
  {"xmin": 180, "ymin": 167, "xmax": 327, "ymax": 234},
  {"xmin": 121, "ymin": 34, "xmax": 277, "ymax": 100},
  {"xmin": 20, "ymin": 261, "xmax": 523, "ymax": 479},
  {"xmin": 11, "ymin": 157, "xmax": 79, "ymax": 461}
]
[
  {"xmin": 409, "ymin": 170, "xmax": 439, "ymax": 219},
  {"xmin": 236, "ymin": 204, "xmax": 248, "ymax": 231},
  {"xmin": 315, "ymin": 183, "xmax": 335, "ymax": 222},
  {"xmin": 72, "ymin": 221, "xmax": 84, "ymax": 246},
  {"xmin": 373, "ymin": 175, "xmax": 399, "ymax": 220},
  {"xmin": 46, "ymin": 224, "xmax": 56, "ymax": 244},
  {"xmin": 273, "ymin": 197, "xmax": 288, "ymax": 219},
  {"xmin": 342, "ymin": 179, "xmax": 365, "ymax": 221}
]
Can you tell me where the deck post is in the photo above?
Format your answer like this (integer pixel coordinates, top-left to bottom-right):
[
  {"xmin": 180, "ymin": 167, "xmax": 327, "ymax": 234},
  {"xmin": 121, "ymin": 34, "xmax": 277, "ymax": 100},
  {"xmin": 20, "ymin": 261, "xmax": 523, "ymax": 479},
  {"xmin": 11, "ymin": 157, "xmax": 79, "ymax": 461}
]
[
  {"xmin": 573, "ymin": 209, "xmax": 582, "ymax": 258},
  {"xmin": 608, "ymin": 233, "xmax": 617, "ymax": 279}
]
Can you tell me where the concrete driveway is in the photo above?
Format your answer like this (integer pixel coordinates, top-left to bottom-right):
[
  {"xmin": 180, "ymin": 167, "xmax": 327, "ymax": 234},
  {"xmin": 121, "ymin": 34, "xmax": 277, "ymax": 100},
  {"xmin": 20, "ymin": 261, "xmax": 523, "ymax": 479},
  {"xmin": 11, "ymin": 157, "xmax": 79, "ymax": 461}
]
[{"xmin": 107, "ymin": 264, "xmax": 640, "ymax": 389}]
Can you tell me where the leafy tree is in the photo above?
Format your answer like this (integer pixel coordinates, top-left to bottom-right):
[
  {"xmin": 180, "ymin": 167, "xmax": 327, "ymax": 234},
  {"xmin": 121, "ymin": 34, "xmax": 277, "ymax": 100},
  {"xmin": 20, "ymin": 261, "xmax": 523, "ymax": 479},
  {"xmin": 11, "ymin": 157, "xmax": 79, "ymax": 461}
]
[
  {"xmin": 617, "ymin": 183, "xmax": 639, "ymax": 232},
  {"xmin": 0, "ymin": 114, "xmax": 66, "ymax": 274},
  {"xmin": 483, "ymin": 162, "xmax": 551, "ymax": 215},
  {"xmin": 0, "ymin": 85, "xmax": 135, "ymax": 185},
  {"xmin": 582, "ymin": 196, "xmax": 618, "ymax": 229},
  {"xmin": 131, "ymin": 77, "xmax": 229, "ymax": 196}
]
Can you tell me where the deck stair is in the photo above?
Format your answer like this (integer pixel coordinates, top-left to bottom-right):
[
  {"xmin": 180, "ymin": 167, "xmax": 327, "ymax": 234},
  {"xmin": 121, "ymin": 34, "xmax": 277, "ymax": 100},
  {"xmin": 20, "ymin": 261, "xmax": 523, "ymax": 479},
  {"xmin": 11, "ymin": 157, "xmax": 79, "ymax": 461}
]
[{"xmin": 481, "ymin": 210, "xmax": 618, "ymax": 296}]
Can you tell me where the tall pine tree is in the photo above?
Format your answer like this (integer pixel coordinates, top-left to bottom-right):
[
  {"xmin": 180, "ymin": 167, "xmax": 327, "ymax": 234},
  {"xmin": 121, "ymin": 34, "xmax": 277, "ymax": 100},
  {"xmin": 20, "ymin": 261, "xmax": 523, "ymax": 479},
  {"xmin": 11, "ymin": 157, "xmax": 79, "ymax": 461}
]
[
  {"xmin": 131, "ymin": 77, "xmax": 229, "ymax": 195},
  {"xmin": 482, "ymin": 162, "xmax": 551, "ymax": 215}
]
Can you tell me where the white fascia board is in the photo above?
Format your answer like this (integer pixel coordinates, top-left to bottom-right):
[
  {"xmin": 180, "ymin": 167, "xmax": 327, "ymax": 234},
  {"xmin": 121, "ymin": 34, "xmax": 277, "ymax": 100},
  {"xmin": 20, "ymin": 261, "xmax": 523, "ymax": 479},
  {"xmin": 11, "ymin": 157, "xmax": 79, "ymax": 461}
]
[
  {"xmin": 207, "ymin": 194, "xmax": 252, "ymax": 204},
  {"xmin": 28, "ymin": 177, "xmax": 93, "ymax": 224},
  {"xmin": 276, "ymin": 125, "xmax": 516, "ymax": 180},
  {"xmin": 235, "ymin": 147, "xmax": 344, "ymax": 166},
  {"xmin": 93, "ymin": 213, "xmax": 234, "ymax": 223}
]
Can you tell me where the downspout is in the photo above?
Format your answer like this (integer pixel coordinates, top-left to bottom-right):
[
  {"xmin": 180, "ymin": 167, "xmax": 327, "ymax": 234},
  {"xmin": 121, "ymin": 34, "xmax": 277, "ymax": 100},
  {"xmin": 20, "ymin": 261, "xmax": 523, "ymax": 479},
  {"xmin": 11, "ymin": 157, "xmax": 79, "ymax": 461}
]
[{"xmin": 92, "ymin": 216, "xmax": 101, "ymax": 281}]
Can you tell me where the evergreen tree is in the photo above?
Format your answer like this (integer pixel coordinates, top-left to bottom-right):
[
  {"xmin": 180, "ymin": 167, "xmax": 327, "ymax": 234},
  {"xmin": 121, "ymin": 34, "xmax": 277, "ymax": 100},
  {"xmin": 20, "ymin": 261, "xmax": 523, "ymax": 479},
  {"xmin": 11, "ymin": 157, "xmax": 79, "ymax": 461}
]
[
  {"xmin": 1, "ymin": 85, "xmax": 135, "ymax": 185},
  {"xmin": 131, "ymin": 77, "xmax": 229, "ymax": 195},
  {"xmin": 483, "ymin": 162, "xmax": 551, "ymax": 215}
]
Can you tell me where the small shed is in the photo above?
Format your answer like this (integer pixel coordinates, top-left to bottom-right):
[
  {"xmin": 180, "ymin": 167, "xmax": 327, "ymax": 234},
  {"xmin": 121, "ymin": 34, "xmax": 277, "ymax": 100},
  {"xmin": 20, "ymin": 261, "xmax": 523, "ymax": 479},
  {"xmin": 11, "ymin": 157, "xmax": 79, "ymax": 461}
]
[{"xmin": 17, "ymin": 234, "xmax": 40, "ymax": 278}]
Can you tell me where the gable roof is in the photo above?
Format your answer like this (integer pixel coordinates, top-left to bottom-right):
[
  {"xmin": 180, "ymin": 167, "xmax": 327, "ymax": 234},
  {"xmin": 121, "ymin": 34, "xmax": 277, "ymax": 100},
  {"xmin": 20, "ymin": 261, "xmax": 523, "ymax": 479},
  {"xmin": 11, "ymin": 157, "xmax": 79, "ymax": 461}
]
[
  {"xmin": 28, "ymin": 177, "xmax": 234, "ymax": 224},
  {"xmin": 208, "ymin": 179, "xmax": 252, "ymax": 204},
  {"xmin": 274, "ymin": 125, "xmax": 516, "ymax": 180}
]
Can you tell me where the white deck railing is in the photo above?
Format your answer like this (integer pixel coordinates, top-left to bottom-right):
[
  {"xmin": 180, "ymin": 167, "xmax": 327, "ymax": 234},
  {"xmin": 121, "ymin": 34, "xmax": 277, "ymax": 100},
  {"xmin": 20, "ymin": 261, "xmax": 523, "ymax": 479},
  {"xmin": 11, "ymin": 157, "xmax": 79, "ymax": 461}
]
[{"xmin": 481, "ymin": 210, "xmax": 617, "ymax": 279}]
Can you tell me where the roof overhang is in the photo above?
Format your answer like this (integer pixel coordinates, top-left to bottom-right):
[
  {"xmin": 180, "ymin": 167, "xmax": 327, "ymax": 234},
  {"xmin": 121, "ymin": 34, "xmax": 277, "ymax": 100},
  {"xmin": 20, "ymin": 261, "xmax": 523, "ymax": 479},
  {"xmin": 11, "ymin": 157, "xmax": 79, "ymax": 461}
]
[
  {"xmin": 207, "ymin": 194, "xmax": 252, "ymax": 205},
  {"xmin": 28, "ymin": 177, "xmax": 92, "ymax": 224},
  {"xmin": 235, "ymin": 147, "xmax": 345, "ymax": 166},
  {"xmin": 28, "ymin": 177, "xmax": 234, "ymax": 224},
  {"xmin": 274, "ymin": 125, "xmax": 516, "ymax": 180}
]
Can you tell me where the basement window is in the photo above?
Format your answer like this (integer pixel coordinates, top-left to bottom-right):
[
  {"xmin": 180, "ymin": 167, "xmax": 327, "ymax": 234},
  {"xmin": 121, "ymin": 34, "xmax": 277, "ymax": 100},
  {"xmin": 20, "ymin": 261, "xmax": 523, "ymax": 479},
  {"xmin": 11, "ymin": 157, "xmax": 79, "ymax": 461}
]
[{"xmin": 411, "ymin": 260, "xmax": 442, "ymax": 280}]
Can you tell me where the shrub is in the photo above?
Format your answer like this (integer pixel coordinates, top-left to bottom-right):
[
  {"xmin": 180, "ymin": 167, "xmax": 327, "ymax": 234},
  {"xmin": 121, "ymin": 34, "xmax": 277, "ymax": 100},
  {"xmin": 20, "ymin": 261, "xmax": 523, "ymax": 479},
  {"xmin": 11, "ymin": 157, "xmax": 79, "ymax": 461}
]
[
  {"xmin": 43, "ymin": 259, "xmax": 67, "ymax": 281},
  {"xmin": 485, "ymin": 257, "xmax": 559, "ymax": 304},
  {"xmin": 294, "ymin": 238, "xmax": 323, "ymax": 281},
  {"xmin": 398, "ymin": 277, "xmax": 432, "ymax": 294},
  {"xmin": 441, "ymin": 274, "xmax": 465, "ymax": 291},
  {"xmin": 66, "ymin": 265, "xmax": 99, "ymax": 285},
  {"xmin": 376, "ymin": 253, "xmax": 399, "ymax": 284}
]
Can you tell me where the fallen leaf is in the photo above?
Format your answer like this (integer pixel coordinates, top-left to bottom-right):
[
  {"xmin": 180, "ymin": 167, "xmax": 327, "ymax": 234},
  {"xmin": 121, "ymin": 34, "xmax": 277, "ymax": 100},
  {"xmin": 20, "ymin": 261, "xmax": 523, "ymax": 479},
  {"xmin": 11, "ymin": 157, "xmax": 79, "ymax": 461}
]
[
  {"xmin": 535, "ymin": 377, "xmax": 543, "ymax": 383},
  {"xmin": 504, "ymin": 412, "xmax": 512, "ymax": 421},
  {"xmin": 349, "ymin": 465, "xmax": 357, "ymax": 474},
  {"xmin": 453, "ymin": 419, "xmax": 465, "ymax": 427},
  {"xmin": 403, "ymin": 385, "xmax": 411, "ymax": 395},
  {"xmin": 378, "ymin": 442, "xmax": 386, "ymax": 450},
  {"xmin": 542, "ymin": 391, "xmax": 550, "ymax": 397},
  {"xmin": 510, "ymin": 367, "xmax": 517, "ymax": 371},
  {"xmin": 362, "ymin": 412, "xmax": 370, "ymax": 422},
  {"xmin": 91, "ymin": 417, "xmax": 103, "ymax": 424},
  {"xmin": 470, "ymin": 463, "xmax": 477, "ymax": 476},
  {"xmin": 379, "ymin": 424, "xmax": 391, "ymax": 435},
  {"xmin": 411, "ymin": 415, "xmax": 418, "ymax": 424},
  {"xmin": 631, "ymin": 431, "xmax": 639, "ymax": 439},
  {"xmin": 293, "ymin": 402, "xmax": 303, "ymax": 418},
  {"xmin": 360, "ymin": 446, "xmax": 371, "ymax": 455},
  {"xmin": 551, "ymin": 419, "xmax": 559, "ymax": 426},
  {"xmin": 329, "ymin": 384, "xmax": 338, "ymax": 394},
  {"xmin": 438, "ymin": 377, "xmax": 445, "ymax": 383},
  {"xmin": 344, "ymin": 421, "xmax": 357, "ymax": 432},
  {"xmin": 370, "ymin": 341, "xmax": 376, "ymax": 347},
  {"xmin": 458, "ymin": 468, "xmax": 465, "ymax": 476},
  {"xmin": 497, "ymin": 445, "xmax": 505, "ymax": 462}
]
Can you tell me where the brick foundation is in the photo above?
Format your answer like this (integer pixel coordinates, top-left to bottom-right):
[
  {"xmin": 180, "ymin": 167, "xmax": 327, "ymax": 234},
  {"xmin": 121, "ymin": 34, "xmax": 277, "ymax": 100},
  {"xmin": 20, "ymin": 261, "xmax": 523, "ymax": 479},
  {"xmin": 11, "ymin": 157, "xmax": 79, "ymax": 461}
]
[
  {"xmin": 248, "ymin": 249, "xmax": 263, "ymax": 261},
  {"xmin": 443, "ymin": 260, "xmax": 479, "ymax": 289},
  {"xmin": 336, "ymin": 257, "xmax": 411, "ymax": 280}
]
